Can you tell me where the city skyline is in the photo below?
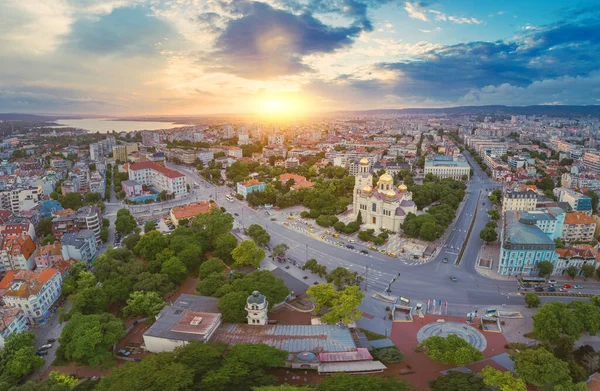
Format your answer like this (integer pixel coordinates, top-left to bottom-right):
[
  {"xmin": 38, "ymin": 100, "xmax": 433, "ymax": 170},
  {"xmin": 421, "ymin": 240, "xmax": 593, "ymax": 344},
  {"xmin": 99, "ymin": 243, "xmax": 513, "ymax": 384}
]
[{"xmin": 1, "ymin": 0, "xmax": 599, "ymax": 118}]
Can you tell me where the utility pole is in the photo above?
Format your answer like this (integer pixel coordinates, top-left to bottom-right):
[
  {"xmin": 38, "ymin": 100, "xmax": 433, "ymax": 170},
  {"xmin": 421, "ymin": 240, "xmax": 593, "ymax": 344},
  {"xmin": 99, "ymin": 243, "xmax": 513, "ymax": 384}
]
[
  {"xmin": 385, "ymin": 272, "xmax": 401, "ymax": 293},
  {"xmin": 364, "ymin": 266, "xmax": 369, "ymax": 292}
]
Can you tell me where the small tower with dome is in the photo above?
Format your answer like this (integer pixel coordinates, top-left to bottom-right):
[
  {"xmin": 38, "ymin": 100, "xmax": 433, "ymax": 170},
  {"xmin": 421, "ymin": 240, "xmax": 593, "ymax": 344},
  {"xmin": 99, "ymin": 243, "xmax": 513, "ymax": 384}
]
[{"xmin": 246, "ymin": 290, "xmax": 268, "ymax": 325}]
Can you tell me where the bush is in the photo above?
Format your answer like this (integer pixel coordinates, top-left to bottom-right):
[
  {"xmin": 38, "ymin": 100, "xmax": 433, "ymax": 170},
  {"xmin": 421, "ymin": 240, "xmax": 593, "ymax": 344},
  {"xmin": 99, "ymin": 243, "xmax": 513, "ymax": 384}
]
[
  {"xmin": 343, "ymin": 221, "xmax": 359, "ymax": 234},
  {"xmin": 333, "ymin": 221, "xmax": 346, "ymax": 232},
  {"xmin": 372, "ymin": 347, "xmax": 404, "ymax": 364},
  {"xmin": 300, "ymin": 211, "xmax": 310, "ymax": 218},
  {"xmin": 316, "ymin": 215, "xmax": 339, "ymax": 227},
  {"xmin": 309, "ymin": 209, "xmax": 321, "ymax": 219},
  {"xmin": 524, "ymin": 293, "xmax": 541, "ymax": 308}
]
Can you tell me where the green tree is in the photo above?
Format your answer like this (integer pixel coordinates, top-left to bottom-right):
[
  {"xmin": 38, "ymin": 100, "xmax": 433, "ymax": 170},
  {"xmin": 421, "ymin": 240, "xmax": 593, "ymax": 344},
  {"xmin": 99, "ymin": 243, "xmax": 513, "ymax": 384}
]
[
  {"xmin": 514, "ymin": 347, "xmax": 572, "ymax": 388},
  {"xmin": 316, "ymin": 374, "xmax": 411, "ymax": 391},
  {"xmin": 144, "ymin": 220, "xmax": 157, "ymax": 232},
  {"xmin": 429, "ymin": 371, "xmax": 487, "ymax": 391},
  {"xmin": 479, "ymin": 226, "xmax": 497, "ymax": 243},
  {"xmin": 271, "ymin": 243, "xmax": 289, "ymax": 259},
  {"xmin": 199, "ymin": 258, "xmax": 227, "ymax": 279},
  {"xmin": 161, "ymin": 256, "xmax": 188, "ymax": 284},
  {"xmin": 103, "ymin": 218, "xmax": 110, "ymax": 228},
  {"xmin": 123, "ymin": 291, "xmax": 165, "ymax": 319},
  {"xmin": 133, "ymin": 272, "xmax": 174, "ymax": 297},
  {"xmin": 533, "ymin": 302, "xmax": 584, "ymax": 343},
  {"xmin": 115, "ymin": 208, "xmax": 137, "ymax": 235},
  {"xmin": 61, "ymin": 192, "xmax": 83, "ymax": 210},
  {"xmin": 102, "ymin": 276, "xmax": 133, "ymax": 303},
  {"xmin": 555, "ymin": 238, "xmax": 565, "ymax": 248},
  {"xmin": 246, "ymin": 224, "xmax": 271, "ymax": 247},
  {"xmin": 134, "ymin": 230, "xmax": 169, "ymax": 261},
  {"xmin": 0, "ymin": 331, "xmax": 44, "ymax": 383},
  {"xmin": 100, "ymin": 227, "xmax": 109, "ymax": 242},
  {"xmin": 58, "ymin": 313, "xmax": 125, "ymax": 366},
  {"xmin": 487, "ymin": 209, "xmax": 500, "ymax": 220},
  {"xmin": 524, "ymin": 293, "xmax": 541, "ymax": 308},
  {"xmin": 196, "ymin": 273, "xmax": 226, "ymax": 296},
  {"xmin": 177, "ymin": 244, "xmax": 204, "ymax": 271},
  {"xmin": 566, "ymin": 265, "xmax": 579, "ymax": 280},
  {"xmin": 192, "ymin": 208, "xmax": 234, "ymax": 249},
  {"xmin": 569, "ymin": 300, "xmax": 600, "ymax": 336},
  {"xmin": 48, "ymin": 371, "xmax": 78, "ymax": 387},
  {"xmin": 586, "ymin": 190, "xmax": 599, "ymax": 213},
  {"xmin": 85, "ymin": 192, "xmax": 102, "ymax": 204},
  {"xmin": 36, "ymin": 217, "xmax": 54, "ymax": 237},
  {"xmin": 307, "ymin": 283, "xmax": 364, "ymax": 324},
  {"xmin": 122, "ymin": 233, "xmax": 140, "ymax": 251},
  {"xmin": 217, "ymin": 291, "xmax": 249, "ymax": 323},
  {"xmin": 77, "ymin": 271, "xmax": 97, "ymax": 291},
  {"xmin": 213, "ymin": 234, "xmax": 238, "ymax": 264},
  {"xmin": 231, "ymin": 240, "xmax": 265, "ymax": 269},
  {"xmin": 356, "ymin": 210, "xmax": 363, "ymax": 225},
  {"xmin": 40, "ymin": 234, "xmax": 56, "ymax": 246},
  {"xmin": 581, "ymin": 264, "xmax": 595, "ymax": 280},
  {"xmin": 71, "ymin": 287, "xmax": 109, "ymax": 315},
  {"xmin": 325, "ymin": 267, "xmax": 360, "ymax": 289},
  {"xmin": 480, "ymin": 366, "xmax": 526, "ymax": 391},
  {"xmin": 418, "ymin": 334, "xmax": 483, "ymax": 365},
  {"xmin": 536, "ymin": 260, "xmax": 555, "ymax": 278},
  {"xmin": 371, "ymin": 347, "xmax": 404, "ymax": 364}
]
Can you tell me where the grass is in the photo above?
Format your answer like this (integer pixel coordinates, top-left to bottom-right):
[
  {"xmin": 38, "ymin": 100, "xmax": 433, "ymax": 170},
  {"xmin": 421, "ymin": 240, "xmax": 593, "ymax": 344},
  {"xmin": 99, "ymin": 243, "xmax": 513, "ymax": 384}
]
[{"xmin": 361, "ymin": 328, "xmax": 387, "ymax": 341}]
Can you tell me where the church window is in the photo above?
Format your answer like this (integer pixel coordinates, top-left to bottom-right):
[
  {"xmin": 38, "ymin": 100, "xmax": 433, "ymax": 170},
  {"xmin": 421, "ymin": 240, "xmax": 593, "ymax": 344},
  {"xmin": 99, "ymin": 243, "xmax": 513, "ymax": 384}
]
[{"xmin": 372, "ymin": 203, "xmax": 376, "ymax": 212}]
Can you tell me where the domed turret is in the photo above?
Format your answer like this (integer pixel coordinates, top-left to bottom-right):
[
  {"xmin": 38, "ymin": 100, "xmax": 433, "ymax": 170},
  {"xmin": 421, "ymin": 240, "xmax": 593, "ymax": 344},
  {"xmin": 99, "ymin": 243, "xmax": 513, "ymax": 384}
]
[
  {"xmin": 386, "ymin": 190, "xmax": 396, "ymax": 198},
  {"xmin": 359, "ymin": 157, "xmax": 369, "ymax": 166},
  {"xmin": 362, "ymin": 185, "xmax": 372, "ymax": 193},
  {"xmin": 398, "ymin": 184, "xmax": 408, "ymax": 192},
  {"xmin": 379, "ymin": 173, "xmax": 393, "ymax": 184}
]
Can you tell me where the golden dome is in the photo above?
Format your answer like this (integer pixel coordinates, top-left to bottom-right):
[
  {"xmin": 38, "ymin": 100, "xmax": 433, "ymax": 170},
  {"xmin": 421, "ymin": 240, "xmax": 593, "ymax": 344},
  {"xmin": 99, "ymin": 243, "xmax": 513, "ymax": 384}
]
[
  {"xmin": 379, "ymin": 173, "xmax": 393, "ymax": 183},
  {"xmin": 362, "ymin": 185, "xmax": 372, "ymax": 193},
  {"xmin": 386, "ymin": 190, "xmax": 396, "ymax": 198},
  {"xmin": 359, "ymin": 157, "xmax": 369, "ymax": 166},
  {"xmin": 398, "ymin": 184, "xmax": 408, "ymax": 192}
]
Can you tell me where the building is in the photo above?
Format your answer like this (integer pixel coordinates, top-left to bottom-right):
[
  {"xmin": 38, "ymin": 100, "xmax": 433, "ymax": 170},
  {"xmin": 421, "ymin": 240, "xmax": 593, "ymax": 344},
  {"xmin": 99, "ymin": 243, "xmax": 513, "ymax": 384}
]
[
  {"xmin": 142, "ymin": 131, "xmax": 159, "ymax": 146},
  {"xmin": 34, "ymin": 242, "xmax": 63, "ymax": 269},
  {"xmin": 555, "ymin": 244, "xmax": 600, "ymax": 276},
  {"xmin": 196, "ymin": 150, "xmax": 214, "ymax": 165},
  {"xmin": 246, "ymin": 291, "xmax": 268, "ymax": 325},
  {"xmin": 503, "ymin": 188, "xmax": 538, "ymax": 212},
  {"xmin": 52, "ymin": 206, "xmax": 102, "ymax": 244},
  {"xmin": 1, "ymin": 219, "xmax": 36, "ymax": 240},
  {"xmin": 0, "ymin": 234, "xmax": 36, "ymax": 274},
  {"xmin": 61, "ymin": 230, "xmax": 98, "ymax": 262},
  {"xmin": 562, "ymin": 213, "xmax": 596, "ymax": 242},
  {"xmin": 169, "ymin": 201, "xmax": 216, "ymax": 227},
  {"xmin": 268, "ymin": 135, "xmax": 284, "ymax": 145},
  {"xmin": 0, "ymin": 306, "xmax": 28, "ymax": 348},
  {"xmin": 516, "ymin": 208, "xmax": 565, "ymax": 240},
  {"xmin": 553, "ymin": 188, "xmax": 593, "ymax": 215},
  {"xmin": 143, "ymin": 294, "xmax": 222, "ymax": 353},
  {"xmin": 285, "ymin": 157, "xmax": 300, "ymax": 169},
  {"xmin": 0, "ymin": 268, "xmax": 62, "ymax": 324},
  {"xmin": 423, "ymin": 155, "xmax": 471, "ymax": 180},
  {"xmin": 583, "ymin": 152, "xmax": 600, "ymax": 173},
  {"xmin": 0, "ymin": 188, "xmax": 40, "ymax": 214},
  {"xmin": 237, "ymin": 179, "xmax": 266, "ymax": 198},
  {"xmin": 122, "ymin": 180, "xmax": 143, "ymax": 198},
  {"xmin": 113, "ymin": 145, "xmax": 128, "ymax": 162},
  {"xmin": 263, "ymin": 145, "xmax": 287, "ymax": 159},
  {"xmin": 498, "ymin": 210, "xmax": 558, "ymax": 276},
  {"xmin": 278, "ymin": 174, "xmax": 315, "ymax": 190},
  {"xmin": 352, "ymin": 158, "xmax": 417, "ymax": 232},
  {"xmin": 128, "ymin": 161, "xmax": 187, "ymax": 197}
]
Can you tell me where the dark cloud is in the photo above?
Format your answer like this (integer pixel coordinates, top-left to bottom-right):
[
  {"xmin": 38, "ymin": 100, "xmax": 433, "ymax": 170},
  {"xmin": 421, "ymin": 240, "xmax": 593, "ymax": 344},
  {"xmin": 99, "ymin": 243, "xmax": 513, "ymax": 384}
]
[
  {"xmin": 65, "ymin": 7, "xmax": 176, "ymax": 55},
  {"xmin": 207, "ymin": 1, "xmax": 363, "ymax": 78}
]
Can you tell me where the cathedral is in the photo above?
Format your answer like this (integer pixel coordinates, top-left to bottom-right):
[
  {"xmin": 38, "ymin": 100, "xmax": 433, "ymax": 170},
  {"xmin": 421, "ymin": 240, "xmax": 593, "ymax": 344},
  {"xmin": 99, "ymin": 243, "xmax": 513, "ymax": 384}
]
[{"xmin": 353, "ymin": 157, "xmax": 417, "ymax": 232}]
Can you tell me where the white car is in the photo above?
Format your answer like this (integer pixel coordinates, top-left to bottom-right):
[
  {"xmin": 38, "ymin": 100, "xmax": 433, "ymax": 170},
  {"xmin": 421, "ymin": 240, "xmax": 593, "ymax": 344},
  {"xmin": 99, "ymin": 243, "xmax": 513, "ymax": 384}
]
[
  {"xmin": 39, "ymin": 344, "xmax": 52, "ymax": 350},
  {"xmin": 548, "ymin": 280, "xmax": 558, "ymax": 285},
  {"xmin": 348, "ymin": 239, "xmax": 356, "ymax": 243}
]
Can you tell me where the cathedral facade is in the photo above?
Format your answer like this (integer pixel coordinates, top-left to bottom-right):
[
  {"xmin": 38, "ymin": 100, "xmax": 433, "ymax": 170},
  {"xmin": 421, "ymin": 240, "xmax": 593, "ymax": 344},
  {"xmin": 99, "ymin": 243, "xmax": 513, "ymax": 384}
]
[{"xmin": 353, "ymin": 158, "xmax": 417, "ymax": 232}]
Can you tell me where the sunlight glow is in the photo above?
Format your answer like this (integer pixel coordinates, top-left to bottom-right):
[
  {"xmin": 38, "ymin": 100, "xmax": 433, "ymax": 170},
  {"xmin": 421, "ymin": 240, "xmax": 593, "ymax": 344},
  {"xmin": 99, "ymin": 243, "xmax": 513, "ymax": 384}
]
[{"xmin": 256, "ymin": 96, "xmax": 309, "ymax": 121}]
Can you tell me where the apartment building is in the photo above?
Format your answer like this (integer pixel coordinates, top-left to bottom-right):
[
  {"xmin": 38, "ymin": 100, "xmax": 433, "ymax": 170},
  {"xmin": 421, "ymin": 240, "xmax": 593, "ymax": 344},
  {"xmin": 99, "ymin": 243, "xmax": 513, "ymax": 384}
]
[
  {"xmin": 0, "ymin": 306, "xmax": 28, "ymax": 348},
  {"xmin": 553, "ymin": 187, "xmax": 593, "ymax": 215},
  {"xmin": 196, "ymin": 150, "xmax": 214, "ymax": 165},
  {"xmin": 0, "ymin": 268, "xmax": 62, "ymax": 324},
  {"xmin": 61, "ymin": 230, "xmax": 98, "ymax": 262},
  {"xmin": 52, "ymin": 206, "xmax": 102, "ymax": 244},
  {"xmin": 583, "ymin": 152, "xmax": 600, "ymax": 173},
  {"xmin": 561, "ymin": 213, "xmax": 596, "ymax": 242},
  {"xmin": 424, "ymin": 155, "xmax": 470, "ymax": 180},
  {"xmin": 503, "ymin": 188, "xmax": 538, "ymax": 212},
  {"xmin": 113, "ymin": 145, "xmax": 128, "ymax": 162},
  {"xmin": 128, "ymin": 161, "xmax": 187, "ymax": 197},
  {"xmin": 0, "ymin": 234, "xmax": 36, "ymax": 274},
  {"xmin": 34, "ymin": 242, "xmax": 63, "ymax": 269},
  {"xmin": 0, "ymin": 188, "xmax": 40, "ymax": 214},
  {"xmin": 555, "ymin": 245, "xmax": 600, "ymax": 276},
  {"xmin": 237, "ymin": 179, "xmax": 266, "ymax": 198},
  {"xmin": 262, "ymin": 145, "xmax": 287, "ymax": 159}
]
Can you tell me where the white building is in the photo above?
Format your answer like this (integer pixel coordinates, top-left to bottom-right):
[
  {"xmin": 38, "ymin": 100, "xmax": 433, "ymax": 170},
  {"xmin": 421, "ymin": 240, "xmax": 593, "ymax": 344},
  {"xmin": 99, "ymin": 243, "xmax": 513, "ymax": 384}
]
[
  {"xmin": 61, "ymin": 230, "xmax": 98, "ymax": 262},
  {"xmin": 423, "ymin": 156, "xmax": 470, "ymax": 180},
  {"xmin": 0, "ymin": 306, "xmax": 28, "ymax": 348},
  {"xmin": 196, "ymin": 150, "xmax": 214, "ymax": 165},
  {"xmin": 353, "ymin": 158, "xmax": 417, "ymax": 232},
  {"xmin": 128, "ymin": 161, "xmax": 187, "ymax": 197},
  {"xmin": 0, "ymin": 188, "xmax": 40, "ymax": 213},
  {"xmin": 246, "ymin": 291, "xmax": 268, "ymax": 325},
  {"xmin": 268, "ymin": 135, "xmax": 284, "ymax": 145}
]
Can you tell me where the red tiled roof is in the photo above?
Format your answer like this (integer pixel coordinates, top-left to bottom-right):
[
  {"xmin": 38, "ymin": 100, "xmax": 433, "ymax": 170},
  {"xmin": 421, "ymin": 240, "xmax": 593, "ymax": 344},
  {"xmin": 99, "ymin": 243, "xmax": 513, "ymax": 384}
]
[
  {"xmin": 129, "ymin": 161, "xmax": 185, "ymax": 179},
  {"xmin": 564, "ymin": 212, "xmax": 596, "ymax": 225},
  {"xmin": 171, "ymin": 201, "xmax": 216, "ymax": 220},
  {"xmin": 1, "ymin": 235, "xmax": 36, "ymax": 259},
  {"xmin": 239, "ymin": 179, "xmax": 264, "ymax": 187}
]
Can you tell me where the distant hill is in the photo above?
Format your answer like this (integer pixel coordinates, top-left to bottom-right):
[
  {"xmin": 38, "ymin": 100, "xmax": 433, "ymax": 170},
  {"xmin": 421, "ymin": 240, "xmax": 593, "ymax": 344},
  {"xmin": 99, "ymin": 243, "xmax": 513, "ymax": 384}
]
[
  {"xmin": 336, "ymin": 105, "xmax": 600, "ymax": 117},
  {"xmin": 0, "ymin": 113, "xmax": 60, "ymax": 121}
]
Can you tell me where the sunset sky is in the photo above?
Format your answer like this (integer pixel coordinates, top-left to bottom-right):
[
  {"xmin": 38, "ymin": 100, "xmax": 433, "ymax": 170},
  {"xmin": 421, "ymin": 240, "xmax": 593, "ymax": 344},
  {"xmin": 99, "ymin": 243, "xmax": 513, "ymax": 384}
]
[{"xmin": 1, "ymin": 0, "xmax": 599, "ymax": 116}]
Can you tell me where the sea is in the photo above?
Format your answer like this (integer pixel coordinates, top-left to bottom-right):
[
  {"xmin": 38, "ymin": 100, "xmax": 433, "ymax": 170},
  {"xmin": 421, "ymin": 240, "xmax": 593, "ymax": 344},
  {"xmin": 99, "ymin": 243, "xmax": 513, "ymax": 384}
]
[{"xmin": 51, "ymin": 118, "xmax": 187, "ymax": 133}]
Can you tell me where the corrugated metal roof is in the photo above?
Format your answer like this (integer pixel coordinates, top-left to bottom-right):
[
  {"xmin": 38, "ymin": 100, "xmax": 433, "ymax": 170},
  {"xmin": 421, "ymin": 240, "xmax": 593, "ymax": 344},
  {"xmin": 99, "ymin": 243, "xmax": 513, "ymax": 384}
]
[
  {"xmin": 213, "ymin": 324, "xmax": 356, "ymax": 353},
  {"xmin": 318, "ymin": 361, "xmax": 387, "ymax": 374},
  {"xmin": 318, "ymin": 348, "xmax": 372, "ymax": 362},
  {"xmin": 368, "ymin": 339, "xmax": 396, "ymax": 349}
]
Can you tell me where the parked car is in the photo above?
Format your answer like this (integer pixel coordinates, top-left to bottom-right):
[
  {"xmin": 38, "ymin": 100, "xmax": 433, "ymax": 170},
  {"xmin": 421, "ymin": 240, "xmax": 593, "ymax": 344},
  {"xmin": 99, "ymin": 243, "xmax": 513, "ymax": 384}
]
[
  {"xmin": 369, "ymin": 246, "xmax": 378, "ymax": 251},
  {"xmin": 39, "ymin": 344, "xmax": 52, "ymax": 350},
  {"xmin": 337, "ymin": 241, "xmax": 344, "ymax": 246},
  {"xmin": 548, "ymin": 279, "xmax": 557, "ymax": 285},
  {"xmin": 547, "ymin": 287, "xmax": 556, "ymax": 292},
  {"xmin": 535, "ymin": 287, "xmax": 544, "ymax": 292},
  {"xmin": 442, "ymin": 257, "xmax": 448, "ymax": 263},
  {"xmin": 563, "ymin": 284, "xmax": 573, "ymax": 289},
  {"xmin": 574, "ymin": 284, "xmax": 583, "ymax": 289},
  {"xmin": 234, "ymin": 213, "xmax": 239, "ymax": 216},
  {"xmin": 559, "ymin": 287, "xmax": 567, "ymax": 292},
  {"xmin": 270, "ymin": 218, "xmax": 276, "ymax": 221},
  {"xmin": 117, "ymin": 349, "xmax": 131, "ymax": 357},
  {"xmin": 46, "ymin": 338, "xmax": 56, "ymax": 343},
  {"xmin": 360, "ymin": 249, "xmax": 369, "ymax": 254},
  {"xmin": 348, "ymin": 239, "xmax": 356, "ymax": 243},
  {"xmin": 450, "ymin": 275, "xmax": 457, "ymax": 282},
  {"xmin": 388, "ymin": 253, "xmax": 397, "ymax": 258},
  {"xmin": 37, "ymin": 350, "xmax": 48, "ymax": 356},
  {"xmin": 346, "ymin": 245, "xmax": 355, "ymax": 249}
]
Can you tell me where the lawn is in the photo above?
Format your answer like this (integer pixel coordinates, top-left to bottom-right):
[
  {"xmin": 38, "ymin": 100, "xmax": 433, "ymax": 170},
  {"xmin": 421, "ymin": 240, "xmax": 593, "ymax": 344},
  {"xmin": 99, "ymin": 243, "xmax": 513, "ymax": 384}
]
[{"xmin": 361, "ymin": 328, "xmax": 387, "ymax": 341}]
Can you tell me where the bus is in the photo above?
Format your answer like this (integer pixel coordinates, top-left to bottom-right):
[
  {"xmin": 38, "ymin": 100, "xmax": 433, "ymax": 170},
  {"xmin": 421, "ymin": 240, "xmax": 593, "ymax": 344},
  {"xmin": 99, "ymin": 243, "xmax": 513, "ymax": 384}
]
[{"xmin": 225, "ymin": 195, "xmax": 234, "ymax": 203}]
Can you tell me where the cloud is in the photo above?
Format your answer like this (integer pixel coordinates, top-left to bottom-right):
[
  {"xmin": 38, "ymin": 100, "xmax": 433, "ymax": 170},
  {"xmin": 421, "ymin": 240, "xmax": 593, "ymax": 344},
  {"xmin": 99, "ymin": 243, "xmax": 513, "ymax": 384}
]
[
  {"xmin": 404, "ymin": 1, "xmax": 429, "ymax": 22},
  {"xmin": 419, "ymin": 27, "xmax": 441, "ymax": 33},
  {"xmin": 206, "ymin": 1, "xmax": 362, "ymax": 78},
  {"xmin": 404, "ymin": 2, "xmax": 482, "ymax": 25}
]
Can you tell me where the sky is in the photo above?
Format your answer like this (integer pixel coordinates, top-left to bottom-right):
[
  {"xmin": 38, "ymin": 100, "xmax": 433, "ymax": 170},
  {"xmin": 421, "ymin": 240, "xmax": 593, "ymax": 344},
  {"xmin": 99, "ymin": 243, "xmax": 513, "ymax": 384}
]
[{"xmin": 0, "ymin": 0, "xmax": 599, "ymax": 117}]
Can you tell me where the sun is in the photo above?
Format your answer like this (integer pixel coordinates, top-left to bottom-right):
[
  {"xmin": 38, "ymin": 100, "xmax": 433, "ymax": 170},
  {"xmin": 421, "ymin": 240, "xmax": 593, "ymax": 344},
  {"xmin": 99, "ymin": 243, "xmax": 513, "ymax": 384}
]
[{"xmin": 256, "ymin": 96, "xmax": 308, "ymax": 121}]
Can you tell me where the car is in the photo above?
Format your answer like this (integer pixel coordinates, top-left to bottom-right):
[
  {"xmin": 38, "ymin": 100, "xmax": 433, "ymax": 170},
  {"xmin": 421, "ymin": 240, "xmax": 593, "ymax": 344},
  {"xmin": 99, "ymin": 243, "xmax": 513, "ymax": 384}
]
[
  {"xmin": 313, "ymin": 281, "xmax": 319, "ymax": 285},
  {"xmin": 325, "ymin": 230, "xmax": 332, "ymax": 235},
  {"xmin": 287, "ymin": 216, "xmax": 294, "ymax": 220},
  {"xmin": 535, "ymin": 287, "xmax": 544, "ymax": 292},
  {"xmin": 388, "ymin": 253, "xmax": 397, "ymax": 258},
  {"xmin": 348, "ymin": 239, "xmax": 356, "ymax": 243},
  {"xmin": 346, "ymin": 245, "xmax": 355, "ymax": 249},
  {"xmin": 442, "ymin": 257, "xmax": 448, "ymax": 263},
  {"xmin": 379, "ymin": 249, "xmax": 387, "ymax": 255},
  {"xmin": 285, "ymin": 266, "xmax": 290, "ymax": 269},
  {"xmin": 559, "ymin": 287, "xmax": 567, "ymax": 292},
  {"xmin": 284, "ymin": 222, "xmax": 289, "ymax": 226},
  {"xmin": 37, "ymin": 350, "xmax": 48, "ymax": 356},
  {"xmin": 369, "ymin": 246, "xmax": 378, "ymax": 251},
  {"xmin": 337, "ymin": 241, "xmax": 344, "ymax": 246},
  {"xmin": 450, "ymin": 275, "xmax": 457, "ymax": 282},
  {"xmin": 360, "ymin": 249, "xmax": 369, "ymax": 254},
  {"xmin": 547, "ymin": 287, "xmax": 556, "ymax": 292},
  {"xmin": 234, "ymin": 213, "xmax": 239, "ymax": 216},
  {"xmin": 332, "ymin": 233, "xmax": 339, "ymax": 238},
  {"xmin": 39, "ymin": 344, "xmax": 52, "ymax": 350},
  {"xmin": 46, "ymin": 338, "xmax": 56, "ymax": 343},
  {"xmin": 548, "ymin": 279, "xmax": 558, "ymax": 285},
  {"xmin": 574, "ymin": 284, "xmax": 583, "ymax": 289},
  {"xmin": 563, "ymin": 284, "xmax": 573, "ymax": 289},
  {"xmin": 117, "ymin": 349, "xmax": 131, "ymax": 357},
  {"xmin": 270, "ymin": 218, "xmax": 276, "ymax": 221},
  {"xmin": 303, "ymin": 276, "xmax": 308, "ymax": 280}
]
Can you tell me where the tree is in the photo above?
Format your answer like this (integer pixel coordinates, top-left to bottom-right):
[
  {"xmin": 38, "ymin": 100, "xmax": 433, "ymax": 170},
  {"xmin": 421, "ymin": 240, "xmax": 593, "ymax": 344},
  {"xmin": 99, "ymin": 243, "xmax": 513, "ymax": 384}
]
[
  {"xmin": 356, "ymin": 210, "xmax": 363, "ymax": 225},
  {"xmin": 177, "ymin": 244, "xmax": 204, "ymax": 271},
  {"xmin": 371, "ymin": 347, "xmax": 404, "ymax": 364},
  {"xmin": 161, "ymin": 257, "xmax": 188, "ymax": 284},
  {"xmin": 581, "ymin": 264, "xmax": 595, "ymax": 280},
  {"xmin": 418, "ymin": 334, "xmax": 483, "ymax": 365},
  {"xmin": 213, "ymin": 234, "xmax": 238, "ymax": 264},
  {"xmin": 231, "ymin": 240, "xmax": 265, "ymax": 269},
  {"xmin": 567, "ymin": 265, "xmax": 579, "ymax": 280},
  {"xmin": 102, "ymin": 276, "xmax": 133, "ymax": 303},
  {"xmin": 316, "ymin": 374, "xmax": 411, "ymax": 391},
  {"xmin": 524, "ymin": 293, "xmax": 541, "ymax": 308},
  {"xmin": 0, "ymin": 331, "xmax": 44, "ymax": 383},
  {"xmin": 479, "ymin": 226, "xmax": 497, "ymax": 243},
  {"xmin": 487, "ymin": 209, "xmax": 500, "ymax": 220},
  {"xmin": 72, "ymin": 287, "xmax": 109, "ymax": 315},
  {"xmin": 123, "ymin": 291, "xmax": 165, "ymax": 319},
  {"xmin": 196, "ymin": 273, "xmax": 226, "ymax": 296},
  {"xmin": 246, "ymin": 224, "xmax": 271, "ymax": 247},
  {"xmin": 586, "ymin": 190, "xmax": 599, "ymax": 213},
  {"xmin": 133, "ymin": 272, "xmax": 174, "ymax": 297},
  {"xmin": 100, "ymin": 227, "xmax": 109, "ymax": 242},
  {"xmin": 569, "ymin": 300, "xmax": 600, "ymax": 336},
  {"xmin": 429, "ymin": 371, "xmax": 487, "ymax": 391},
  {"xmin": 307, "ymin": 283, "xmax": 364, "ymax": 324},
  {"xmin": 85, "ymin": 192, "xmax": 101, "ymax": 204},
  {"xmin": 58, "ymin": 313, "xmax": 125, "ymax": 366},
  {"xmin": 199, "ymin": 258, "xmax": 227, "ymax": 279},
  {"xmin": 192, "ymin": 208, "xmax": 234, "ymax": 248},
  {"xmin": 134, "ymin": 230, "xmax": 169, "ymax": 261},
  {"xmin": 144, "ymin": 220, "xmax": 157, "ymax": 232},
  {"xmin": 555, "ymin": 238, "xmax": 565, "ymax": 248},
  {"xmin": 514, "ymin": 347, "xmax": 572, "ymax": 388},
  {"xmin": 217, "ymin": 291, "xmax": 249, "ymax": 322},
  {"xmin": 40, "ymin": 234, "xmax": 56, "ymax": 246},
  {"xmin": 533, "ymin": 302, "xmax": 584, "ymax": 343},
  {"xmin": 122, "ymin": 233, "xmax": 140, "ymax": 251},
  {"xmin": 48, "ymin": 371, "xmax": 78, "ymax": 388},
  {"xmin": 480, "ymin": 366, "xmax": 526, "ymax": 391},
  {"xmin": 102, "ymin": 218, "xmax": 110, "ymax": 228},
  {"xmin": 271, "ymin": 243, "xmax": 289, "ymax": 259},
  {"xmin": 325, "ymin": 267, "xmax": 360, "ymax": 289},
  {"xmin": 536, "ymin": 260, "xmax": 555, "ymax": 278},
  {"xmin": 77, "ymin": 271, "xmax": 97, "ymax": 291},
  {"xmin": 225, "ymin": 343, "xmax": 287, "ymax": 369},
  {"xmin": 36, "ymin": 217, "xmax": 54, "ymax": 237},
  {"xmin": 115, "ymin": 208, "xmax": 137, "ymax": 235},
  {"xmin": 61, "ymin": 192, "xmax": 83, "ymax": 210}
]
